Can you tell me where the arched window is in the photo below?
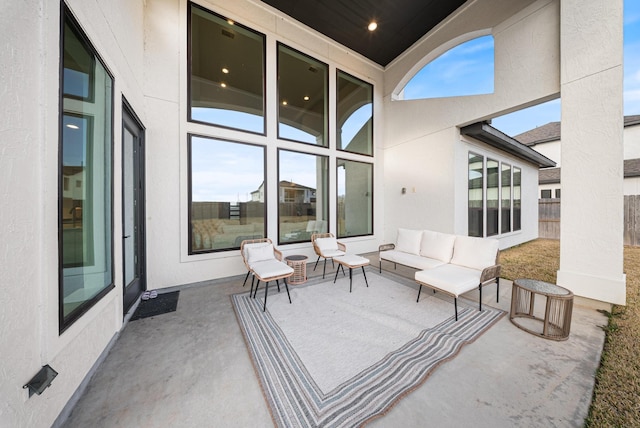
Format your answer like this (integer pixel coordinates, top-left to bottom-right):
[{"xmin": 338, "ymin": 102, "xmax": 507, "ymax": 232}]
[{"xmin": 401, "ymin": 35, "xmax": 494, "ymax": 100}]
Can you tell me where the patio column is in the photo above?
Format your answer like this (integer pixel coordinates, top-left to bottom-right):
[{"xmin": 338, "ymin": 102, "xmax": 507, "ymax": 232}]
[{"xmin": 557, "ymin": 0, "xmax": 626, "ymax": 304}]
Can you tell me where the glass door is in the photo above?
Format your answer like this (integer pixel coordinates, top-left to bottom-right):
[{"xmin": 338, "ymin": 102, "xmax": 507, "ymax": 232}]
[{"xmin": 122, "ymin": 102, "xmax": 146, "ymax": 314}]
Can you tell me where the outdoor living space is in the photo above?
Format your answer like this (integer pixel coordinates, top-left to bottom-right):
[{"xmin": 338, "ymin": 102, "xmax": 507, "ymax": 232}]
[
  {"xmin": 4, "ymin": 0, "xmax": 635, "ymax": 426},
  {"xmin": 61, "ymin": 251, "xmax": 608, "ymax": 427}
]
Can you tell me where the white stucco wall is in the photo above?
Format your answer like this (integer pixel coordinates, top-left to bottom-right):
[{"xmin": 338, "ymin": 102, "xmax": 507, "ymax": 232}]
[
  {"xmin": 558, "ymin": 0, "xmax": 625, "ymax": 305},
  {"xmin": 382, "ymin": 127, "xmax": 458, "ymax": 234},
  {"xmin": 532, "ymin": 122, "xmax": 640, "ymax": 168},
  {"xmin": 1, "ymin": 2, "xmax": 49, "ymax": 425},
  {"xmin": 531, "ymin": 139, "xmax": 562, "ymax": 165},
  {"xmin": 1, "ymin": 0, "xmax": 148, "ymax": 426},
  {"xmin": 534, "ymin": 123, "xmax": 640, "ymax": 197},
  {"xmin": 382, "ymin": 0, "xmax": 559, "ymax": 245}
]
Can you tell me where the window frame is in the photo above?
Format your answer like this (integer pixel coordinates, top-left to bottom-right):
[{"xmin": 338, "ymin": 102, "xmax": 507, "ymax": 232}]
[
  {"xmin": 501, "ymin": 162, "xmax": 511, "ymax": 234},
  {"xmin": 513, "ymin": 166, "xmax": 521, "ymax": 231},
  {"xmin": 467, "ymin": 151, "xmax": 521, "ymax": 238},
  {"xmin": 336, "ymin": 69, "xmax": 373, "ymax": 157},
  {"xmin": 336, "ymin": 158, "xmax": 374, "ymax": 239},
  {"xmin": 187, "ymin": 1, "xmax": 267, "ymax": 136},
  {"xmin": 276, "ymin": 42, "xmax": 329, "ymax": 148},
  {"xmin": 486, "ymin": 158, "xmax": 499, "ymax": 237},
  {"xmin": 58, "ymin": 4, "xmax": 115, "ymax": 333},
  {"xmin": 277, "ymin": 148, "xmax": 329, "ymax": 245},
  {"xmin": 187, "ymin": 133, "xmax": 267, "ymax": 254},
  {"xmin": 468, "ymin": 152, "xmax": 484, "ymax": 237}
]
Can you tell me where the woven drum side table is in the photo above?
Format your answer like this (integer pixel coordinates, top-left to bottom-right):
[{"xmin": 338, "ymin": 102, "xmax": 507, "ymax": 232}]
[
  {"xmin": 285, "ymin": 255, "xmax": 308, "ymax": 285},
  {"xmin": 510, "ymin": 278, "xmax": 574, "ymax": 341}
]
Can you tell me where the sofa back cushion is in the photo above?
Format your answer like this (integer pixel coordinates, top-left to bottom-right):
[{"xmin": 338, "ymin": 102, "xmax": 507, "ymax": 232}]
[
  {"xmin": 315, "ymin": 237, "xmax": 339, "ymax": 253},
  {"xmin": 244, "ymin": 242, "xmax": 275, "ymax": 264},
  {"xmin": 450, "ymin": 236, "xmax": 499, "ymax": 270},
  {"xmin": 395, "ymin": 228, "xmax": 422, "ymax": 255},
  {"xmin": 420, "ymin": 230, "xmax": 456, "ymax": 263}
]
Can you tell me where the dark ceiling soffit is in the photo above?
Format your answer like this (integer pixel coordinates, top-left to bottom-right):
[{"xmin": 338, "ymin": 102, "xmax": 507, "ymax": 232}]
[
  {"xmin": 461, "ymin": 122, "xmax": 556, "ymax": 168},
  {"xmin": 259, "ymin": 0, "xmax": 467, "ymax": 66}
]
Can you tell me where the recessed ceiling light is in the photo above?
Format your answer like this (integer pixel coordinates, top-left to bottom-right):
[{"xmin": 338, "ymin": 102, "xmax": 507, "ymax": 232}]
[
  {"xmin": 222, "ymin": 67, "xmax": 229, "ymax": 74},
  {"xmin": 303, "ymin": 96, "xmax": 309, "ymax": 101},
  {"xmin": 66, "ymin": 124, "xmax": 79, "ymax": 129},
  {"xmin": 227, "ymin": 19, "xmax": 234, "ymax": 25},
  {"xmin": 282, "ymin": 100, "xmax": 288, "ymax": 106},
  {"xmin": 368, "ymin": 21, "xmax": 377, "ymax": 31},
  {"xmin": 220, "ymin": 82, "xmax": 227, "ymax": 88}
]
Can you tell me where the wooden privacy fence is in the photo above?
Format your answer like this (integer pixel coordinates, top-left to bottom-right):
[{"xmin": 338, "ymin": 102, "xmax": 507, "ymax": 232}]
[
  {"xmin": 538, "ymin": 195, "xmax": 640, "ymax": 246},
  {"xmin": 625, "ymin": 195, "xmax": 640, "ymax": 246},
  {"xmin": 538, "ymin": 199, "xmax": 561, "ymax": 240}
]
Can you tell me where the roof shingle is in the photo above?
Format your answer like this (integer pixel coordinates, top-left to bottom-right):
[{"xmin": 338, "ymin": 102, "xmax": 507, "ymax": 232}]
[{"xmin": 515, "ymin": 115, "xmax": 640, "ymax": 147}]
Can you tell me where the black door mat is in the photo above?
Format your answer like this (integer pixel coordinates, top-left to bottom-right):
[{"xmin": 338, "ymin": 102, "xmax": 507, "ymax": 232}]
[{"xmin": 131, "ymin": 291, "xmax": 180, "ymax": 321}]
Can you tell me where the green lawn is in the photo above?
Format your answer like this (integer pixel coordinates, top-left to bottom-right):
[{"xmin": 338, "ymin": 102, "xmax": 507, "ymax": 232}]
[{"xmin": 499, "ymin": 239, "xmax": 640, "ymax": 426}]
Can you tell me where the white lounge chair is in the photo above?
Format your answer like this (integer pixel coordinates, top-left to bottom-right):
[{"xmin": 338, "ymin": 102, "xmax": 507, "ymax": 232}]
[
  {"xmin": 240, "ymin": 238, "xmax": 294, "ymax": 311},
  {"xmin": 311, "ymin": 233, "xmax": 346, "ymax": 279}
]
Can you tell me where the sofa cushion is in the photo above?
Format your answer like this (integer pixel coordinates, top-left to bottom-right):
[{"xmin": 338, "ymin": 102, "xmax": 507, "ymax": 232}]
[
  {"xmin": 395, "ymin": 228, "xmax": 422, "ymax": 255},
  {"xmin": 251, "ymin": 259, "xmax": 294, "ymax": 280},
  {"xmin": 244, "ymin": 242, "xmax": 275, "ymax": 265},
  {"xmin": 450, "ymin": 236, "xmax": 499, "ymax": 271},
  {"xmin": 380, "ymin": 250, "xmax": 445, "ymax": 270},
  {"xmin": 415, "ymin": 264, "xmax": 482, "ymax": 297},
  {"xmin": 420, "ymin": 230, "xmax": 456, "ymax": 263}
]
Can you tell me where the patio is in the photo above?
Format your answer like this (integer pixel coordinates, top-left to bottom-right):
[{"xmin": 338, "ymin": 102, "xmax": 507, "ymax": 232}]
[{"xmin": 60, "ymin": 254, "xmax": 608, "ymax": 427}]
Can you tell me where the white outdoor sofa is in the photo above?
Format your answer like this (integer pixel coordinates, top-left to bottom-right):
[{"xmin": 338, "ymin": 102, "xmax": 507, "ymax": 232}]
[{"xmin": 379, "ymin": 228, "xmax": 501, "ymax": 320}]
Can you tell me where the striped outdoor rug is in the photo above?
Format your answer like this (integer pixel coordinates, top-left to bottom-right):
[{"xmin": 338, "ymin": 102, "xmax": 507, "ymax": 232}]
[{"xmin": 232, "ymin": 269, "xmax": 504, "ymax": 427}]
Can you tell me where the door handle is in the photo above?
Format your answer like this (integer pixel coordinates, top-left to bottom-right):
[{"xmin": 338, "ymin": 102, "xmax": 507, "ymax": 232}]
[{"xmin": 123, "ymin": 235, "xmax": 131, "ymax": 239}]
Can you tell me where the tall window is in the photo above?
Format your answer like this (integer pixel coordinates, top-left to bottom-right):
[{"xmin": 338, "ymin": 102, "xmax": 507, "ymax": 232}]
[
  {"xmin": 468, "ymin": 152, "xmax": 521, "ymax": 237},
  {"xmin": 189, "ymin": 135, "xmax": 266, "ymax": 253},
  {"xmin": 278, "ymin": 150, "xmax": 328, "ymax": 244},
  {"xmin": 277, "ymin": 44, "xmax": 328, "ymax": 146},
  {"xmin": 60, "ymin": 8, "xmax": 114, "ymax": 331},
  {"xmin": 486, "ymin": 159, "xmax": 499, "ymax": 236},
  {"xmin": 501, "ymin": 163, "xmax": 511, "ymax": 233},
  {"xmin": 337, "ymin": 159, "xmax": 373, "ymax": 238},
  {"xmin": 337, "ymin": 70, "xmax": 373, "ymax": 156},
  {"xmin": 468, "ymin": 153, "xmax": 484, "ymax": 237},
  {"xmin": 513, "ymin": 167, "xmax": 521, "ymax": 231},
  {"xmin": 189, "ymin": 3, "xmax": 266, "ymax": 134},
  {"xmin": 185, "ymin": 11, "xmax": 375, "ymax": 252}
]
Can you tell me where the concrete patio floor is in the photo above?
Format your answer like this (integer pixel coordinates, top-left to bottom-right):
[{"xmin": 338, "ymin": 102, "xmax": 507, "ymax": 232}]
[{"xmin": 58, "ymin": 252, "xmax": 609, "ymax": 428}]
